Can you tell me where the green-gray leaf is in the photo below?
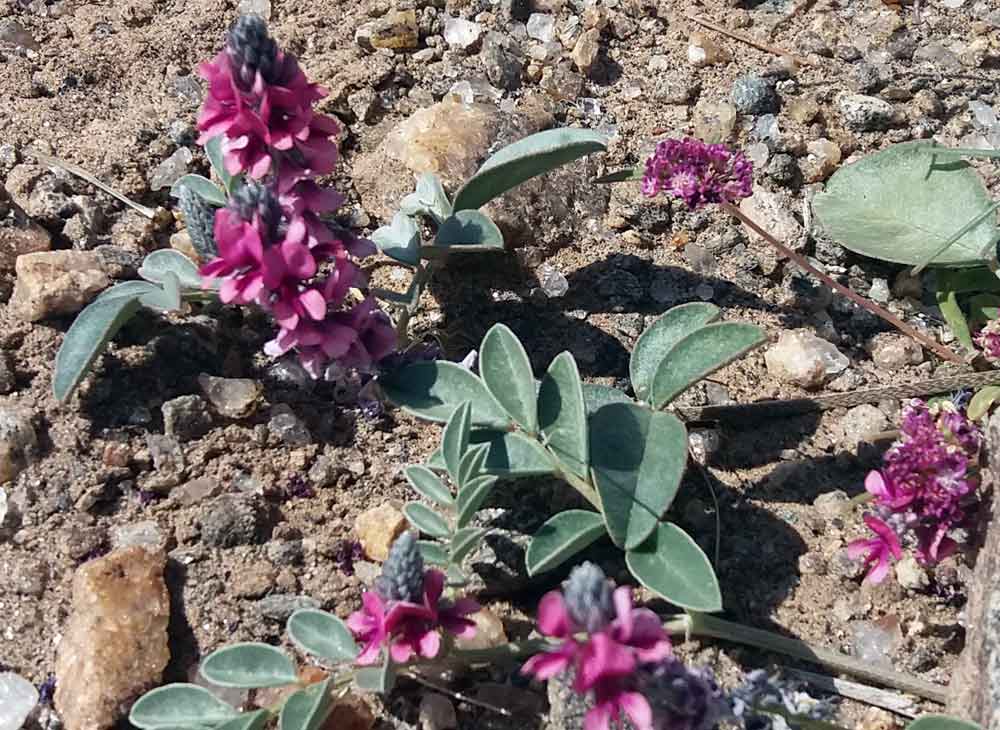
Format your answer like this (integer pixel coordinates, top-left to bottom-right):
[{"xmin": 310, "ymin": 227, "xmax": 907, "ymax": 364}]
[
  {"xmin": 428, "ymin": 430, "xmax": 555, "ymax": 477},
  {"xmin": 457, "ymin": 442, "xmax": 490, "ymax": 489},
  {"xmin": 593, "ymin": 167, "xmax": 643, "ymax": 184},
  {"xmin": 442, "ymin": 401, "xmax": 472, "ymax": 483},
  {"xmin": 405, "ymin": 465, "xmax": 454, "ymax": 507},
  {"xmin": 372, "ymin": 212, "xmax": 421, "ymax": 267},
  {"xmin": 287, "ymin": 609, "xmax": 359, "ymax": 664},
  {"xmin": 812, "ymin": 140, "xmax": 998, "ymax": 267},
  {"xmin": 96, "ymin": 280, "xmax": 160, "ymax": 303},
  {"xmin": 968, "ymin": 385, "xmax": 1000, "ymax": 421},
  {"xmin": 538, "ymin": 352, "xmax": 589, "ymax": 478},
  {"xmin": 526, "ymin": 510, "xmax": 606, "ymax": 576},
  {"xmin": 129, "ymin": 684, "xmax": 240, "ymax": 729},
  {"xmin": 199, "ymin": 643, "xmax": 298, "ymax": 688},
  {"xmin": 650, "ymin": 322, "xmax": 766, "ymax": 409},
  {"xmin": 380, "ymin": 360, "xmax": 512, "ymax": 430},
  {"xmin": 417, "ymin": 540, "xmax": 449, "ymax": 565},
  {"xmin": 456, "ymin": 474, "xmax": 497, "ymax": 528},
  {"xmin": 626, "ymin": 521, "xmax": 722, "ymax": 612},
  {"xmin": 589, "ymin": 403, "xmax": 688, "ymax": 549},
  {"xmin": 453, "ymin": 128, "xmax": 607, "ymax": 211},
  {"xmin": 935, "ymin": 286, "xmax": 974, "ymax": 350},
  {"xmin": 432, "ymin": 210, "xmax": 504, "ymax": 250},
  {"xmin": 630, "ymin": 303, "xmax": 720, "ymax": 403},
  {"xmin": 480, "ymin": 323, "xmax": 538, "ymax": 433},
  {"xmin": 53, "ymin": 292, "xmax": 145, "ymax": 403},
  {"xmin": 205, "ymin": 136, "xmax": 238, "ymax": 194},
  {"xmin": 581, "ymin": 383, "xmax": 632, "ymax": 417},
  {"xmin": 280, "ymin": 678, "xmax": 335, "ymax": 730},
  {"xmin": 404, "ymin": 502, "xmax": 451, "ymax": 538},
  {"xmin": 355, "ymin": 660, "xmax": 396, "ymax": 694},
  {"xmin": 907, "ymin": 715, "xmax": 982, "ymax": 730},
  {"xmin": 216, "ymin": 710, "xmax": 271, "ymax": 730},
  {"xmin": 450, "ymin": 526, "xmax": 487, "ymax": 564},
  {"xmin": 139, "ymin": 272, "xmax": 182, "ymax": 312},
  {"xmin": 138, "ymin": 249, "xmax": 202, "ymax": 290},
  {"xmin": 170, "ymin": 174, "xmax": 227, "ymax": 207},
  {"xmin": 400, "ymin": 173, "xmax": 453, "ymax": 224}
]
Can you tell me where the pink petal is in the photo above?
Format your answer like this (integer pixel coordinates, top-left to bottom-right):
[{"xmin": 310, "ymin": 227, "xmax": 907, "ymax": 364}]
[
  {"xmin": 299, "ymin": 288, "xmax": 328, "ymax": 320},
  {"xmin": 576, "ymin": 633, "xmax": 635, "ymax": 691},
  {"xmin": 611, "ymin": 587, "xmax": 634, "ymax": 637},
  {"xmin": 618, "ymin": 692, "xmax": 653, "ymax": 730},
  {"xmin": 864, "ymin": 471, "xmax": 887, "ymax": 498},
  {"xmin": 281, "ymin": 240, "xmax": 317, "ymax": 279},
  {"xmin": 423, "ymin": 570, "xmax": 446, "ymax": 608},
  {"xmin": 417, "ymin": 629, "xmax": 441, "ymax": 659},
  {"xmin": 537, "ymin": 591, "xmax": 572, "ymax": 638},
  {"xmin": 866, "ymin": 553, "xmax": 891, "ymax": 584},
  {"xmin": 521, "ymin": 648, "xmax": 573, "ymax": 680},
  {"xmin": 583, "ymin": 703, "xmax": 613, "ymax": 730},
  {"xmin": 845, "ymin": 538, "xmax": 872, "ymax": 561},
  {"xmin": 389, "ymin": 640, "xmax": 415, "ymax": 663}
]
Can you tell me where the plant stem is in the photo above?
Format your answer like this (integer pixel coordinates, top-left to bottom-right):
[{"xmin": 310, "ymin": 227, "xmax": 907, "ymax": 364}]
[
  {"xmin": 556, "ymin": 462, "xmax": 603, "ymax": 510},
  {"xmin": 670, "ymin": 612, "xmax": 948, "ymax": 704},
  {"xmin": 721, "ymin": 202, "xmax": 963, "ymax": 365},
  {"xmin": 394, "ymin": 262, "xmax": 435, "ymax": 347}
]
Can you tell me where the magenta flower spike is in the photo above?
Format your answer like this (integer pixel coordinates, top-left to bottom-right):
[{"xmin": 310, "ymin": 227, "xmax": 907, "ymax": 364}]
[
  {"xmin": 641, "ymin": 138, "xmax": 753, "ymax": 209},
  {"xmin": 849, "ymin": 399, "xmax": 981, "ymax": 583},
  {"xmin": 195, "ymin": 15, "xmax": 397, "ymax": 376},
  {"xmin": 347, "ymin": 533, "xmax": 479, "ymax": 666},
  {"xmin": 522, "ymin": 564, "xmax": 671, "ymax": 730}
]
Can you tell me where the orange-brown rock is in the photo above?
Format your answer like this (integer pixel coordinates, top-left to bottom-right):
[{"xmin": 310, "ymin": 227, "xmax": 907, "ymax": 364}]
[{"xmin": 54, "ymin": 546, "xmax": 170, "ymax": 730}]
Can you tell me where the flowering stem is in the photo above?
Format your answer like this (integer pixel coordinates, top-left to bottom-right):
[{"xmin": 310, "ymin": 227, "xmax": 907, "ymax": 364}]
[
  {"xmin": 392, "ymin": 262, "xmax": 436, "ymax": 347},
  {"xmin": 671, "ymin": 612, "xmax": 948, "ymax": 703},
  {"xmin": 720, "ymin": 203, "xmax": 964, "ymax": 365}
]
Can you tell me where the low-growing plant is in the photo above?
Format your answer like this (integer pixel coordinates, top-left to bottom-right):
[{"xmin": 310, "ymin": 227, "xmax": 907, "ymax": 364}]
[
  {"xmin": 51, "ymin": 15, "xmax": 607, "ymax": 402},
  {"xmin": 385, "ymin": 303, "xmax": 767, "ymax": 610}
]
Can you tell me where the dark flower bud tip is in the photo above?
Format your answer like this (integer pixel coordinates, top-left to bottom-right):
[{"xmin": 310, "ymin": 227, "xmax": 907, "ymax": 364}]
[
  {"xmin": 637, "ymin": 658, "xmax": 731, "ymax": 730},
  {"xmin": 375, "ymin": 531, "xmax": 425, "ymax": 604},
  {"xmin": 226, "ymin": 14, "xmax": 279, "ymax": 89},
  {"xmin": 229, "ymin": 181, "xmax": 282, "ymax": 242},
  {"xmin": 563, "ymin": 562, "xmax": 615, "ymax": 633}
]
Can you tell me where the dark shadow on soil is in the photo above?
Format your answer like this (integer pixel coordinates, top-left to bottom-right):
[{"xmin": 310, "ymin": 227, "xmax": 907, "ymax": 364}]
[{"xmin": 162, "ymin": 558, "xmax": 201, "ymax": 683}]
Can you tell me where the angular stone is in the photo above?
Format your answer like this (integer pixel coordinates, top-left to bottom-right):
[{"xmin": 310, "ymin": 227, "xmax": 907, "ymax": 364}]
[
  {"xmin": 0, "ymin": 407, "xmax": 37, "ymax": 484},
  {"xmin": 10, "ymin": 250, "xmax": 110, "ymax": 322},
  {"xmin": 0, "ymin": 213, "xmax": 51, "ymax": 271},
  {"xmin": 453, "ymin": 608, "xmax": 508, "ymax": 650},
  {"xmin": 526, "ymin": 13, "xmax": 556, "ymax": 42},
  {"xmin": 839, "ymin": 93, "xmax": 895, "ymax": 132},
  {"xmin": 268, "ymin": 405, "xmax": 312, "ymax": 446},
  {"xmin": 55, "ymin": 547, "xmax": 170, "ymax": 730},
  {"xmin": 571, "ymin": 28, "xmax": 601, "ymax": 75},
  {"xmin": 149, "ymin": 147, "xmax": 193, "ymax": 191},
  {"xmin": 355, "ymin": 502, "xmax": 408, "ymax": 561},
  {"xmin": 838, "ymin": 404, "xmax": 890, "ymax": 449},
  {"xmin": 687, "ymin": 31, "xmax": 730, "ymax": 67},
  {"xmin": 370, "ymin": 10, "xmax": 419, "ymax": 50},
  {"xmin": 198, "ymin": 374, "xmax": 262, "ymax": 419},
  {"xmin": 162, "ymin": 394, "xmax": 213, "ymax": 442},
  {"xmin": 692, "ymin": 100, "xmax": 737, "ymax": 142},
  {"xmin": 739, "ymin": 189, "xmax": 804, "ymax": 250},
  {"xmin": 443, "ymin": 16, "xmax": 482, "ymax": 51},
  {"xmin": 0, "ymin": 672, "xmax": 38, "ymax": 730},
  {"xmin": 868, "ymin": 333, "xmax": 923, "ymax": 371},
  {"xmin": 419, "ymin": 695, "xmax": 457, "ymax": 730},
  {"xmin": 201, "ymin": 494, "xmax": 270, "ymax": 548},
  {"xmin": 764, "ymin": 330, "xmax": 849, "ymax": 389}
]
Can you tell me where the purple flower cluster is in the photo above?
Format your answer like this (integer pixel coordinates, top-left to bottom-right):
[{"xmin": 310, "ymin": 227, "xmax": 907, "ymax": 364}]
[
  {"xmin": 641, "ymin": 138, "xmax": 753, "ymax": 210},
  {"xmin": 849, "ymin": 399, "xmax": 982, "ymax": 583},
  {"xmin": 976, "ymin": 319, "xmax": 1000, "ymax": 362},
  {"xmin": 197, "ymin": 15, "xmax": 396, "ymax": 377}
]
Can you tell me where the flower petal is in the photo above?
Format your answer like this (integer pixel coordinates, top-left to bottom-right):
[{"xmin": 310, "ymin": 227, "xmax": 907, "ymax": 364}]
[{"xmin": 537, "ymin": 591, "xmax": 572, "ymax": 638}]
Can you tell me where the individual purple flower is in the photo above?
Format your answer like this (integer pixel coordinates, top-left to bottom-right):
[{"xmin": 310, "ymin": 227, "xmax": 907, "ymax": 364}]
[
  {"xmin": 347, "ymin": 533, "xmax": 479, "ymax": 665},
  {"xmin": 641, "ymin": 138, "xmax": 753, "ymax": 209},
  {"xmin": 847, "ymin": 515, "xmax": 903, "ymax": 584},
  {"xmin": 522, "ymin": 564, "xmax": 672, "ymax": 730}
]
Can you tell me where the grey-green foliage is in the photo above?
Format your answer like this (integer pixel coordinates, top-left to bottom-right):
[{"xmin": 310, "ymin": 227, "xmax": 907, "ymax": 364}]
[
  {"xmin": 401, "ymin": 401, "xmax": 497, "ymax": 584},
  {"xmin": 371, "ymin": 129, "xmax": 608, "ymax": 308},
  {"xmin": 907, "ymin": 716, "xmax": 982, "ymax": 730},
  {"xmin": 385, "ymin": 304, "xmax": 766, "ymax": 612},
  {"xmin": 812, "ymin": 140, "xmax": 1000, "ymax": 268},
  {"xmin": 130, "ymin": 609, "xmax": 363, "ymax": 730},
  {"xmin": 53, "ymin": 249, "xmax": 205, "ymax": 403}
]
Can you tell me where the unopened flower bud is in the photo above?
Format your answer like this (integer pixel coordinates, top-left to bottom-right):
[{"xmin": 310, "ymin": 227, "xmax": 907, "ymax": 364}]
[
  {"xmin": 562, "ymin": 562, "xmax": 615, "ymax": 633},
  {"xmin": 637, "ymin": 658, "xmax": 731, "ymax": 730},
  {"xmin": 178, "ymin": 186, "xmax": 218, "ymax": 260},
  {"xmin": 229, "ymin": 181, "xmax": 282, "ymax": 242},
  {"xmin": 225, "ymin": 14, "xmax": 279, "ymax": 90},
  {"xmin": 375, "ymin": 532, "xmax": 425, "ymax": 604}
]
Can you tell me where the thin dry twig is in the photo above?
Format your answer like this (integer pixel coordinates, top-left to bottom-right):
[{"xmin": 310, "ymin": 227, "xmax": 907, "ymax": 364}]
[
  {"xmin": 721, "ymin": 202, "xmax": 964, "ymax": 365},
  {"xmin": 685, "ymin": 13, "xmax": 813, "ymax": 67},
  {"xmin": 782, "ymin": 667, "xmax": 922, "ymax": 718},
  {"xmin": 29, "ymin": 149, "xmax": 158, "ymax": 220},
  {"xmin": 404, "ymin": 671, "xmax": 514, "ymax": 717}
]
